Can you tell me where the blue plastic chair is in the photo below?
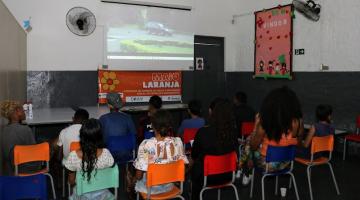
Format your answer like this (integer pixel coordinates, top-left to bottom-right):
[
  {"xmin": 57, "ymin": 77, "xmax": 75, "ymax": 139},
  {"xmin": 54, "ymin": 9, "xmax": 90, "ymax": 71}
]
[
  {"xmin": 249, "ymin": 145, "xmax": 300, "ymax": 200},
  {"xmin": 107, "ymin": 134, "xmax": 136, "ymax": 165},
  {"xmin": 0, "ymin": 174, "xmax": 47, "ymax": 199},
  {"xmin": 144, "ymin": 131, "xmax": 155, "ymax": 139}
]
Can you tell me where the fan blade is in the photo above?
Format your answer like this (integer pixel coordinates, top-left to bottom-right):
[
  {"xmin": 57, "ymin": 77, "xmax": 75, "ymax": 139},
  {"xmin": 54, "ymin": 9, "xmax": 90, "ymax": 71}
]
[{"xmin": 293, "ymin": 0, "xmax": 320, "ymax": 21}]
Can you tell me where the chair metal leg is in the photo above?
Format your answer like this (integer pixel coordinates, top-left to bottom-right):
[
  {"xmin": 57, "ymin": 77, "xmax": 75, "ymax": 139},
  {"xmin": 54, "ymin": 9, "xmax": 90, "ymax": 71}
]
[
  {"xmin": 250, "ymin": 168, "xmax": 255, "ymax": 198},
  {"xmin": 289, "ymin": 173, "xmax": 300, "ymax": 200},
  {"xmin": 307, "ymin": 166, "xmax": 314, "ymax": 200},
  {"xmin": 275, "ymin": 176, "xmax": 278, "ymax": 195},
  {"xmin": 230, "ymin": 184, "xmax": 240, "ymax": 200},
  {"xmin": 114, "ymin": 187, "xmax": 118, "ymax": 199},
  {"xmin": 62, "ymin": 168, "xmax": 65, "ymax": 197},
  {"xmin": 45, "ymin": 173, "xmax": 57, "ymax": 199},
  {"xmin": 217, "ymin": 189, "xmax": 221, "ymax": 200},
  {"xmin": 343, "ymin": 139, "xmax": 347, "ymax": 160},
  {"xmin": 288, "ymin": 176, "xmax": 292, "ymax": 189},
  {"xmin": 327, "ymin": 162, "xmax": 340, "ymax": 195},
  {"xmin": 200, "ymin": 188, "xmax": 206, "ymax": 200},
  {"xmin": 136, "ymin": 192, "xmax": 139, "ymax": 200},
  {"xmin": 261, "ymin": 175, "xmax": 266, "ymax": 200},
  {"xmin": 68, "ymin": 183, "xmax": 71, "ymax": 198}
]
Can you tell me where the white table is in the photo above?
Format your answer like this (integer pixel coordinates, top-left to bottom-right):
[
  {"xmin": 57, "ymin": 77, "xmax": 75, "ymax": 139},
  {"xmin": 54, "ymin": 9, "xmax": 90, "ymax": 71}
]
[
  {"xmin": 303, "ymin": 123, "xmax": 347, "ymax": 135},
  {"xmin": 26, "ymin": 103, "xmax": 188, "ymax": 126}
]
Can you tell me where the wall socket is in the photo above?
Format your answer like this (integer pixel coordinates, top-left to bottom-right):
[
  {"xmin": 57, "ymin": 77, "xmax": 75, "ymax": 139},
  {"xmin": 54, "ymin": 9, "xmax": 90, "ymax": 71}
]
[{"xmin": 320, "ymin": 64, "xmax": 329, "ymax": 71}]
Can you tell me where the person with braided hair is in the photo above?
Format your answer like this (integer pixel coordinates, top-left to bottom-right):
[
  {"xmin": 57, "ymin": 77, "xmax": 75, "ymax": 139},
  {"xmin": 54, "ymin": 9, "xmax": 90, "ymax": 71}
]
[{"xmin": 0, "ymin": 100, "xmax": 38, "ymax": 176}]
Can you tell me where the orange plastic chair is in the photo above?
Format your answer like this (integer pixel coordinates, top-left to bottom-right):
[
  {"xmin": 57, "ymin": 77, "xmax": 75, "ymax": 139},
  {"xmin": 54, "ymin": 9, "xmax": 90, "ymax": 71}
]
[
  {"xmin": 70, "ymin": 141, "xmax": 81, "ymax": 152},
  {"xmin": 136, "ymin": 160, "xmax": 185, "ymax": 200},
  {"xmin": 238, "ymin": 122, "xmax": 255, "ymax": 159},
  {"xmin": 14, "ymin": 142, "xmax": 56, "ymax": 199},
  {"xmin": 343, "ymin": 115, "xmax": 360, "ymax": 160},
  {"xmin": 183, "ymin": 128, "xmax": 199, "ymax": 154},
  {"xmin": 295, "ymin": 135, "xmax": 340, "ymax": 200},
  {"xmin": 200, "ymin": 151, "xmax": 239, "ymax": 200}
]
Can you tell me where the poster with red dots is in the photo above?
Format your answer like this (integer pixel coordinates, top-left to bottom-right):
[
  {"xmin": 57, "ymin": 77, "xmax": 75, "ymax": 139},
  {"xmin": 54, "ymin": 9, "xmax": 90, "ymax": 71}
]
[{"xmin": 254, "ymin": 4, "xmax": 293, "ymax": 80}]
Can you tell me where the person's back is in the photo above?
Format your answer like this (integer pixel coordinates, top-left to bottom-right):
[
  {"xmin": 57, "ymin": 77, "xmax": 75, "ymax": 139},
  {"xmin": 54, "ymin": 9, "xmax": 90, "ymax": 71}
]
[
  {"xmin": 178, "ymin": 100, "xmax": 205, "ymax": 137},
  {"xmin": 100, "ymin": 111, "xmax": 136, "ymax": 141},
  {"xmin": 233, "ymin": 92, "xmax": 256, "ymax": 134}
]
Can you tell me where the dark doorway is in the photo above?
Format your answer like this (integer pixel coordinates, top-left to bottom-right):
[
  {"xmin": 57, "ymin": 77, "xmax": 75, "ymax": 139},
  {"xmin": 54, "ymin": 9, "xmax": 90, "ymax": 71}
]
[{"xmin": 182, "ymin": 35, "xmax": 225, "ymax": 115}]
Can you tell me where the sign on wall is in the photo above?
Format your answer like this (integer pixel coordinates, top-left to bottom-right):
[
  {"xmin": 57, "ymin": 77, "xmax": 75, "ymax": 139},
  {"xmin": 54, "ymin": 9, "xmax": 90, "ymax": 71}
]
[
  {"xmin": 254, "ymin": 5, "xmax": 293, "ymax": 80},
  {"xmin": 98, "ymin": 70, "xmax": 182, "ymax": 103}
]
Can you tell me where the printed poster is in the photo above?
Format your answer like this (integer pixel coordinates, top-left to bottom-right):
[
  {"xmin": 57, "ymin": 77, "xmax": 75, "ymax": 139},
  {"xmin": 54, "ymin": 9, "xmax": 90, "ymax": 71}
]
[
  {"xmin": 98, "ymin": 70, "xmax": 182, "ymax": 103},
  {"xmin": 254, "ymin": 5, "xmax": 293, "ymax": 80}
]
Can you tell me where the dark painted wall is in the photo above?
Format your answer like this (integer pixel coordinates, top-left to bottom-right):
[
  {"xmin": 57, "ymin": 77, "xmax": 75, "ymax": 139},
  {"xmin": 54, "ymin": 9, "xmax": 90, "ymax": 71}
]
[{"xmin": 27, "ymin": 71, "xmax": 360, "ymax": 129}]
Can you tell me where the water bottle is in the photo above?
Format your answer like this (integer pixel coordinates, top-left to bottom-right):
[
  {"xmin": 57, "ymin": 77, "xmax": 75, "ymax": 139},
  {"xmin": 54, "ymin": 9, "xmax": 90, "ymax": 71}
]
[
  {"xmin": 23, "ymin": 103, "xmax": 29, "ymax": 119},
  {"xmin": 280, "ymin": 188, "xmax": 287, "ymax": 200},
  {"xmin": 28, "ymin": 102, "xmax": 33, "ymax": 119}
]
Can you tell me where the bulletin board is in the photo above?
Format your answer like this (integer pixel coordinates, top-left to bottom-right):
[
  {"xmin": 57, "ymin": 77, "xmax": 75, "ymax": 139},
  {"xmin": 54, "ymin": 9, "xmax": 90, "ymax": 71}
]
[
  {"xmin": 254, "ymin": 5, "xmax": 293, "ymax": 80},
  {"xmin": 98, "ymin": 70, "xmax": 182, "ymax": 103}
]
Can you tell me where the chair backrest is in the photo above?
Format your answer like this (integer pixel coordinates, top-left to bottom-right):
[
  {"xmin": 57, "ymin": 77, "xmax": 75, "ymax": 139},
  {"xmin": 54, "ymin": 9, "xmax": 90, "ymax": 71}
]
[
  {"xmin": 0, "ymin": 174, "xmax": 47, "ymax": 199},
  {"xmin": 70, "ymin": 141, "xmax": 81, "ymax": 152},
  {"xmin": 311, "ymin": 135, "xmax": 334, "ymax": 154},
  {"xmin": 107, "ymin": 134, "xmax": 136, "ymax": 152},
  {"xmin": 183, "ymin": 128, "xmax": 199, "ymax": 144},
  {"xmin": 265, "ymin": 145, "xmax": 296, "ymax": 163},
  {"xmin": 76, "ymin": 165, "xmax": 119, "ymax": 195},
  {"xmin": 14, "ymin": 142, "xmax": 49, "ymax": 166},
  {"xmin": 146, "ymin": 160, "xmax": 185, "ymax": 187},
  {"xmin": 144, "ymin": 131, "xmax": 155, "ymax": 139},
  {"xmin": 203, "ymin": 151, "xmax": 237, "ymax": 176},
  {"xmin": 241, "ymin": 122, "xmax": 255, "ymax": 137}
]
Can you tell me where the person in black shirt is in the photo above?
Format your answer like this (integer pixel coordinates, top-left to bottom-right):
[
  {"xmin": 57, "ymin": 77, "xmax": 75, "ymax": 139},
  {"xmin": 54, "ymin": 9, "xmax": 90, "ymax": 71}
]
[
  {"xmin": 191, "ymin": 98, "xmax": 238, "ymax": 200},
  {"xmin": 233, "ymin": 91, "xmax": 256, "ymax": 135}
]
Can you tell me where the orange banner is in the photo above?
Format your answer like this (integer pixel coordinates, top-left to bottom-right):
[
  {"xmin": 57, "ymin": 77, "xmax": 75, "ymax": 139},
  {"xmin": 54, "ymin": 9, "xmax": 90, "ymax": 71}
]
[{"xmin": 98, "ymin": 70, "xmax": 182, "ymax": 103}]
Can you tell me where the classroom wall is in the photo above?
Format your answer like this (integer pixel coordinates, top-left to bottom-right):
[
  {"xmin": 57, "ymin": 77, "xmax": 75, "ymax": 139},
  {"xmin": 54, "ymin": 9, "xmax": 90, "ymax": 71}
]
[{"xmin": 0, "ymin": 0, "xmax": 27, "ymax": 175}]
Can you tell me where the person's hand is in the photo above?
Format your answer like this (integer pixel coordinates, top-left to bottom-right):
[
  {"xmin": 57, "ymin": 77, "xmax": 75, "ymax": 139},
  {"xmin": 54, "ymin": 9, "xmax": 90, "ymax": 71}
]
[{"xmin": 254, "ymin": 113, "xmax": 261, "ymax": 131}]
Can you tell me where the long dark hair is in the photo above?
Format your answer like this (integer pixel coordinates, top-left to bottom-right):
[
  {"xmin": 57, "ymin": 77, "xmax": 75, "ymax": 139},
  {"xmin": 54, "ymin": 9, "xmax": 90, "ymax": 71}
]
[
  {"xmin": 209, "ymin": 99, "xmax": 236, "ymax": 147},
  {"xmin": 260, "ymin": 86, "xmax": 303, "ymax": 142},
  {"xmin": 151, "ymin": 110, "xmax": 173, "ymax": 137},
  {"xmin": 79, "ymin": 119, "xmax": 105, "ymax": 182}
]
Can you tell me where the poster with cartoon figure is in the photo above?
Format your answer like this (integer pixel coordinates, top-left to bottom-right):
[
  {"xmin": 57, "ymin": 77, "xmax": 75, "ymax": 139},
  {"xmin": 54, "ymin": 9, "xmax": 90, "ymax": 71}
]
[{"xmin": 254, "ymin": 5, "xmax": 293, "ymax": 80}]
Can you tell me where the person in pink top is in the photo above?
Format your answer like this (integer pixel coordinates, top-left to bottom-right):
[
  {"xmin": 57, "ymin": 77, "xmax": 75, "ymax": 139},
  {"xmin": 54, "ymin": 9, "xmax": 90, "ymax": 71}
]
[{"xmin": 239, "ymin": 86, "xmax": 303, "ymax": 185}]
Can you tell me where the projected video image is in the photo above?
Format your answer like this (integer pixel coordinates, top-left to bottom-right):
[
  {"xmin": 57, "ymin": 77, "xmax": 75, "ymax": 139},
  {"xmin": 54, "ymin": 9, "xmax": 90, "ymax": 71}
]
[{"xmin": 106, "ymin": 8, "xmax": 194, "ymax": 57}]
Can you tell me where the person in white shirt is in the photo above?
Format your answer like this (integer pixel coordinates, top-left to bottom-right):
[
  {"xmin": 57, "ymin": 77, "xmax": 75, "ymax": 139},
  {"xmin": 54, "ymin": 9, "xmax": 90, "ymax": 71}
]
[{"xmin": 57, "ymin": 108, "xmax": 89, "ymax": 159}]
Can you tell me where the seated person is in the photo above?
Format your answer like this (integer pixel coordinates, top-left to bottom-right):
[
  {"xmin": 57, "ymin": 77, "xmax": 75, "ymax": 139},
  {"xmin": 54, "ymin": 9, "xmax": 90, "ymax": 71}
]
[
  {"xmin": 297, "ymin": 104, "xmax": 334, "ymax": 159},
  {"xmin": 64, "ymin": 119, "xmax": 115, "ymax": 200},
  {"xmin": 137, "ymin": 95, "xmax": 163, "ymax": 142},
  {"xmin": 0, "ymin": 100, "xmax": 40, "ymax": 176},
  {"xmin": 191, "ymin": 99, "xmax": 238, "ymax": 200},
  {"xmin": 233, "ymin": 91, "xmax": 256, "ymax": 134},
  {"xmin": 99, "ymin": 93, "xmax": 136, "ymax": 162},
  {"xmin": 57, "ymin": 108, "xmax": 89, "ymax": 159},
  {"xmin": 239, "ymin": 87, "xmax": 303, "ymax": 185},
  {"xmin": 133, "ymin": 110, "xmax": 188, "ymax": 195},
  {"xmin": 177, "ymin": 99, "xmax": 205, "ymax": 137}
]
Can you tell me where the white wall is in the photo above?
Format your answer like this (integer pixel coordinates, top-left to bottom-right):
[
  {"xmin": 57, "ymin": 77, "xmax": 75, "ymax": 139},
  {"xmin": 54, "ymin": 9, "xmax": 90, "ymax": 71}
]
[{"xmin": 3, "ymin": 0, "xmax": 360, "ymax": 72}]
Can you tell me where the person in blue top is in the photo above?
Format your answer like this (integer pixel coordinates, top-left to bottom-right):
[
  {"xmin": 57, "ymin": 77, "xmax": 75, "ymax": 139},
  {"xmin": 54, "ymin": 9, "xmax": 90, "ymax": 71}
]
[
  {"xmin": 177, "ymin": 100, "xmax": 205, "ymax": 137},
  {"xmin": 297, "ymin": 104, "xmax": 335, "ymax": 159},
  {"xmin": 99, "ymin": 93, "xmax": 136, "ymax": 162}
]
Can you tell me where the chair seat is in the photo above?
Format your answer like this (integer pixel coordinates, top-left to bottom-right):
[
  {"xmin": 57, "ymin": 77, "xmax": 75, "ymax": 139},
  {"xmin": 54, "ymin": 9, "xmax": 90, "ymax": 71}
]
[
  {"xmin": 18, "ymin": 169, "xmax": 49, "ymax": 177},
  {"xmin": 295, "ymin": 157, "xmax": 329, "ymax": 165},
  {"xmin": 206, "ymin": 182, "xmax": 233, "ymax": 189},
  {"xmin": 255, "ymin": 167, "xmax": 291, "ymax": 176},
  {"xmin": 140, "ymin": 186, "xmax": 181, "ymax": 200},
  {"xmin": 345, "ymin": 134, "xmax": 360, "ymax": 142}
]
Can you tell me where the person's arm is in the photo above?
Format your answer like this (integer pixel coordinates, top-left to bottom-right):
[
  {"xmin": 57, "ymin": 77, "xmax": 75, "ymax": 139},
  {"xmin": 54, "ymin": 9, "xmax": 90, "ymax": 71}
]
[
  {"xmin": 68, "ymin": 172, "xmax": 76, "ymax": 186},
  {"xmin": 302, "ymin": 125, "xmax": 315, "ymax": 148},
  {"xmin": 249, "ymin": 114, "xmax": 265, "ymax": 150},
  {"xmin": 135, "ymin": 170, "xmax": 144, "ymax": 180},
  {"xmin": 177, "ymin": 121, "xmax": 185, "ymax": 137}
]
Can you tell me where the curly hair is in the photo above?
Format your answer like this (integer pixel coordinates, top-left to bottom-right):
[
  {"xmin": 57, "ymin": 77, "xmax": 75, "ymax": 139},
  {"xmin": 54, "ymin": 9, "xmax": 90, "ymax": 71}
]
[
  {"xmin": 151, "ymin": 110, "xmax": 173, "ymax": 137},
  {"xmin": 260, "ymin": 86, "xmax": 303, "ymax": 143},
  {"xmin": 79, "ymin": 119, "xmax": 105, "ymax": 182},
  {"xmin": 0, "ymin": 100, "xmax": 21, "ymax": 120},
  {"xmin": 209, "ymin": 99, "xmax": 236, "ymax": 147}
]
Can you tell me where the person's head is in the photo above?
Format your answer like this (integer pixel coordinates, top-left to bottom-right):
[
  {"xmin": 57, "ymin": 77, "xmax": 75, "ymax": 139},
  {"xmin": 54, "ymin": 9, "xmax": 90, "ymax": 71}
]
[
  {"xmin": 209, "ymin": 99, "xmax": 235, "ymax": 146},
  {"xmin": 151, "ymin": 110, "xmax": 173, "ymax": 137},
  {"xmin": 209, "ymin": 97, "xmax": 224, "ymax": 116},
  {"xmin": 260, "ymin": 86, "xmax": 303, "ymax": 142},
  {"xmin": 316, "ymin": 104, "xmax": 332, "ymax": 123},
  {"xmin": 73, "ymin": 109, "xmax": 89, "ymax": 124},
  {"xmin": 79, "ymin": 119, "xmax": 105, "ymax": 182},
  {"xmin": 188, "ymin": 100, "xmax": 202, "ymax": 117},
  {"xmin": 0, "ymin": 100, "xmax": 25, "ymax": 123},
  {"xmin": 234, "ymin": 91, "xmax": 247, "ymax": 105},
  {"xmin": 148, "ymin": 95, "xmax": 162, "ymax": 116},
  {"xmin": 106, "ymin": 92, "xmax": 122, "ymax": 111}
]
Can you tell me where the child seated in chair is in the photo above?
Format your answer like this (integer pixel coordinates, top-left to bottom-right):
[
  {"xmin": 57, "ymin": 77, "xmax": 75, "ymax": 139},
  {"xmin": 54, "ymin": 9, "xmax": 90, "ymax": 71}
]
[
  {"xmin": 64, "ymin": 119, "xmax": 115, "ymax": 200},
  {"xmin": 132, "ymin": 110, "xmax": 188, "ymax": 195},
  {"xmin": 297, "ymin": 104, "xmax": 334, "ymax": 159}
]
